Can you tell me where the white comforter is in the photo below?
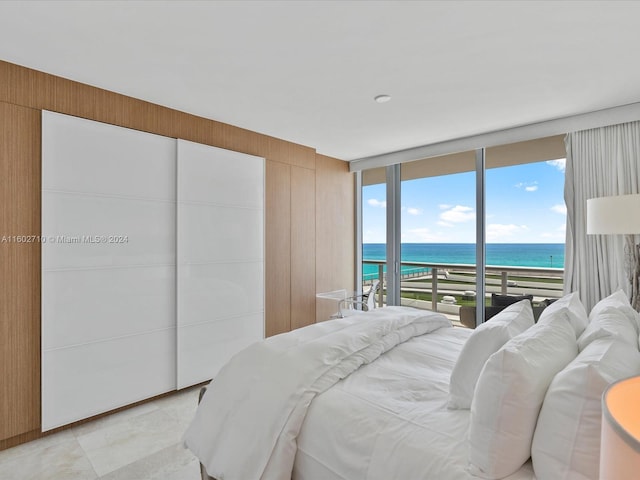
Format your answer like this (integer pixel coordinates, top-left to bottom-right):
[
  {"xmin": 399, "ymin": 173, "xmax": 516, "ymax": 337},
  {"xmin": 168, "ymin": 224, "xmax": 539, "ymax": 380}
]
[
  {"xmin": 183, "ymin": 306, "xmax": 452, "ymax": 480},
  {"xmin": 293, "ymin": 326, "xmax": 536, "ymax": 480}
]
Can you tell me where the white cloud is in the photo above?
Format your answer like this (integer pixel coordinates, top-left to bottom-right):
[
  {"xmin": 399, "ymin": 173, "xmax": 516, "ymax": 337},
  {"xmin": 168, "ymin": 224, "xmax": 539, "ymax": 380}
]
[
  {"xmin": 440, "ymin": 205, "xmax": 475, "ymax": 223},
  {"xmin": 486, "ymin": 223, "xmax": 528, "ymax": 241},
  {"xmin": 546, "ymin": 158, "xmax": 566, "ymax": 172},
  {"xmin": 551, "ymin": 204, "xmax": 567, "ymax": 215},
  {"xmin": 437, "ymin": 221, "xmax": 454, "ymax": 228},
  {"xmin": 515, "ymin": 181, "xmax": 538, "ymax": 192},
  {"xmin": 406, "ymin": 207, "xmax": 422, "ymax": 215},
  {"xmin": 439, "ymin": 204, "xmax": 452, "ymax": 210},
  {"xmin": 368, "ymin": 198, "xmax": 386, "ymax": 208}
]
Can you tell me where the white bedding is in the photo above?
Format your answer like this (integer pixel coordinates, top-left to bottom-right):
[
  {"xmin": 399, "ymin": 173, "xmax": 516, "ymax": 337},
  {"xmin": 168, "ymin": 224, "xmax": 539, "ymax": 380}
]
[
  {"xmin": 293, "ymin": 326, "xmax": 537, "ymax": 480},
  {"xmin": 184, "ymin": 306, "xmax": 451, "ymax": 480}
]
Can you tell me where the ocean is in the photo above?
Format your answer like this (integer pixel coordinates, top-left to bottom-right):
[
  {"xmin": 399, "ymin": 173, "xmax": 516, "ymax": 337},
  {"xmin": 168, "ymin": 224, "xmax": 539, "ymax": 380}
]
[{"xmin": 363, "ymin": 243, "xmax": 564, "ymax": 279}]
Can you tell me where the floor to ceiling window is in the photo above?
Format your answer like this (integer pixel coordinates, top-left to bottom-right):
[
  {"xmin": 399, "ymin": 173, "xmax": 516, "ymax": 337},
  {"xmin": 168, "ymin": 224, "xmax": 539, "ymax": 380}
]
[
  {"xmin": 483, "ymin": 143, "xmax": 566, "ymax": 322},
  {"xmin": 358, "ymin": 135, "xmax": 566, "ymax": 327},
  {"xmin": 362, "ymin": 169, "xmax": 387, "ymax": 305},
  {"xmin": 399, "ymin": 152, "xmax": 477, "ymax": 324}
]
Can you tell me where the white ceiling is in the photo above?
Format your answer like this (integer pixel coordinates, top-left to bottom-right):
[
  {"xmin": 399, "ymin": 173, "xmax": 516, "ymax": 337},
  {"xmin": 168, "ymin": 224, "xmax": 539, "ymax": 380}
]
[{"xmin": 1, "ymin": 1, "xmax": 640, "ymax": 161}]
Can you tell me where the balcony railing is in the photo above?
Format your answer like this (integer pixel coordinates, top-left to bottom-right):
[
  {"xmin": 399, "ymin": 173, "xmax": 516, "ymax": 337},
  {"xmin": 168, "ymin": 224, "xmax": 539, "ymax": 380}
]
[{"xmin": 363, "ymin": 260, "xmax": 564, "ymax": 317}]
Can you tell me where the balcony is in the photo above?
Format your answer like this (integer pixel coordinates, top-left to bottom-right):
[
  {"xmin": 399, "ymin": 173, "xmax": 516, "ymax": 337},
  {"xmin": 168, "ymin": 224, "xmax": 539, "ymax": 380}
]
[{"xmin": 363, "ymin": 259, "xmax": 564, "ymax": 325}]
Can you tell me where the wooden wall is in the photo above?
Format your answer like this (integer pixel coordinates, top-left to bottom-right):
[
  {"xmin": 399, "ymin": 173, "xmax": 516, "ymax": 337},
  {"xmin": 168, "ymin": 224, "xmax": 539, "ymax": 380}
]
[
  {"xmin": 0, "ymin": 60, "xmax": 354, "ymax": 449},
  {"xmin": 315, "ymin": 155, "xmax": 356, "ymax": 322},
  {"xmin": 0, "ymin": 102, "xmax": 41, "ymax": 442}
]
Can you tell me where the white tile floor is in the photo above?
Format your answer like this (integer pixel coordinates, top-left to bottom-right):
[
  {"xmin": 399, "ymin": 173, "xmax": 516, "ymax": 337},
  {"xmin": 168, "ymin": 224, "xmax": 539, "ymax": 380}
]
[{"xmin": 0, "ymin": 386, "xmax": 203, "ymax": 480}]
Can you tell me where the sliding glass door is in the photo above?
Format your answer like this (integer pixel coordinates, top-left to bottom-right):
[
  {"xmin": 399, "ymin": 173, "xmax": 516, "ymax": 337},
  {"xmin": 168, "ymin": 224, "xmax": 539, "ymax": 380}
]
[
  {"xmin": 399, "ymin": 155, "xmax": 477, "ymax": 325},
  {"xmin": 362, "ymin": 172, "xmax": 387, "ymax": 306},
  {"xmin": 484, "ymin": 145, "xmax": 566, "ymax": 321},
  {"xmin": 357, "ymin": 135, "xmax": 567, "ymax": 327}
]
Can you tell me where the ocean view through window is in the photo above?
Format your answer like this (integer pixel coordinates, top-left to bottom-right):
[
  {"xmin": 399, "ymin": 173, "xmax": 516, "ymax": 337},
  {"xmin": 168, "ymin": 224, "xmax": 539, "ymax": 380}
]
[
  {"xmin": 363, "ymin": 243, "xmax": 565, "ymax": 281},
  {"xmin": 360, "ymin": 145, "xmax": 567, "ymax": 325}
]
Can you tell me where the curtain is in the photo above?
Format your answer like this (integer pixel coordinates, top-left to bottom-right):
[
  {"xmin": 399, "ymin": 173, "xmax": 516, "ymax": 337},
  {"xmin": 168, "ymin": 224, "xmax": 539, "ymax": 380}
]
[{"xmin": 564, "ymin": 121, "xmax": 640, "ymax": 311}]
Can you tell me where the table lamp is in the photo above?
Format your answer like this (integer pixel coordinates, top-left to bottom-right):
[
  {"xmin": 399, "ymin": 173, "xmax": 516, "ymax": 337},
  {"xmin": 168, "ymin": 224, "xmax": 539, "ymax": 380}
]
[
  {"xmin": 587, "ymin": 193, "xmax": 640, "ymax": 311},
  {"xmin": 600, "ymin": 375, "xmax": 640, "ymax": 479}
]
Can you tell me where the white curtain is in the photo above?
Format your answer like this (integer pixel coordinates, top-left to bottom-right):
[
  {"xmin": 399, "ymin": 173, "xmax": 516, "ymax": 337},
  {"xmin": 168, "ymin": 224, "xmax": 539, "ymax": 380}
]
[{"xmin": 564, "ymin": 121, "xmax": 640, "ymax": 311}]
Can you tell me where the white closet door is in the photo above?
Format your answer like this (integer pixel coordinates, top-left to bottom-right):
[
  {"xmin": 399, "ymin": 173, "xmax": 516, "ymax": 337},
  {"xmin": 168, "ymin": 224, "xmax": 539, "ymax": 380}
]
[
  {"xmin": 41, "ymin": 111, "xmax": 177, "ymax": 431},
  {"xmin": 177, "ymin": 139, "xmax": 264, "ymax": 389}
]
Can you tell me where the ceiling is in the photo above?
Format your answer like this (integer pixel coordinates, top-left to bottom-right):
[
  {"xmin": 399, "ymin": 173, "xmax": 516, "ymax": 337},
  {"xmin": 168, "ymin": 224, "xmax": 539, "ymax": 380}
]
[{"xmin": 1, "ymin": 1, "xmax": 639, "ymax": 161}]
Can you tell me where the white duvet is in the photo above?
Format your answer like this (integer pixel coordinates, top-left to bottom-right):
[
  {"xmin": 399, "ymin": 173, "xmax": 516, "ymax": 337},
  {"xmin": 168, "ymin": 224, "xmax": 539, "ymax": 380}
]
[
  {"xmin": 293, "ymin": 324, "xmax": 536, "ymax": 480},
  {"xmin": 183, "ymin": 306, "xmax": 452, "ymax": 480}
]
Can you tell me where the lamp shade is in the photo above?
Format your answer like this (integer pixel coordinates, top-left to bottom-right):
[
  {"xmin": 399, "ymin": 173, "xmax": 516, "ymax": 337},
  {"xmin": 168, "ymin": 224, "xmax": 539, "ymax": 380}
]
[
  {"xmin": 587, "ymin": 194, "xmax": 640, "ymax": 235},
  {"xmin": 600, "ymin": 375, "xmax": 640, "ymax": 479}
]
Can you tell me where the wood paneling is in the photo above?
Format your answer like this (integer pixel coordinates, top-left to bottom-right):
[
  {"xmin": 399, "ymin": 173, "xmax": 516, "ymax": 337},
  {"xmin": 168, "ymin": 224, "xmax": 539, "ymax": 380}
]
[
  {"xmin": 265, "ymin": 160, "xmax": 291, "ymax": 337},
  {"xmin": 0, "ymin": 60, "xmax": 316, "ymax": 168},
  {"xmin": 291, "ymin": 166, "xmax": 316, "ymax": 330},
  {"xmin": 315, "ymin": 155, "xmax": 355, "ymax": 322},
  {"xmin": 0, "ymin": 101, "xmax": 41, "ymax": 441},
  {"xmin": 0, "ymin": 59, "xmax": 352, "ymax": 448}
]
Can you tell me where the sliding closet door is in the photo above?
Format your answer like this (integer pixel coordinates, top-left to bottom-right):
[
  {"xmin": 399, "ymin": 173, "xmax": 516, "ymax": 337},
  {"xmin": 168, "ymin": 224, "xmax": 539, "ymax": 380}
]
[
  {"xmin": 177, "ymin": 140, "xmax": 264, "ymax": 389},
  {"xmin": 41, "ymin": 111, "xmax": 177, "ymax": 431}
]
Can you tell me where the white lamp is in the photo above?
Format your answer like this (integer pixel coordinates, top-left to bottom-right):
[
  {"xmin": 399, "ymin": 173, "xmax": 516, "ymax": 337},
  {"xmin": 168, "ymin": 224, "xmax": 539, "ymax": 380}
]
[
  {"xmin": 600, "ymin": 375, "xmax": 640, "ymax": 479},
  {"xmin": 587, "ymin": 194, "xmax": 640, "ymax": 311}
]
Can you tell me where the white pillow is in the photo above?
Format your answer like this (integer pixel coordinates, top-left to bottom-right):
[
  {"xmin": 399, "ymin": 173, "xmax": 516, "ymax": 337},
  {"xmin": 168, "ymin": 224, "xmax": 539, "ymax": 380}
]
[
  {"xmin": 448, "ymin": 300, "xmax": 534, "ymax": 409},
  {"xmin": 468, "ymin": 319, "xmax": 578, "ymax": 479},
  {"xmin": 532, "ymin": 338, "xmax": 640, "ymax": 480},
  {"xmin": 589, "ymin": 289, "xmax": 638, "ymax": 324},
  {"xmin": 577, "ymin": 289, "xmax": 640, "ymax": 351},
  {"xmin": 578, "ymin": 307, "xmax": 639, "ymax": 351},
  {"xmin": 537, "ymin": 292, "xmax": 588, "ymax": 338}
]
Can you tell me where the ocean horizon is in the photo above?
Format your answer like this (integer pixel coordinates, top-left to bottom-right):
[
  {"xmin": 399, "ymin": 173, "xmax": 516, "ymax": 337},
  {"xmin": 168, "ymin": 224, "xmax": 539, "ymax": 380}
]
[{"xmin": 363, "ymin": 243, "xmax": 564, "ymax": 278}]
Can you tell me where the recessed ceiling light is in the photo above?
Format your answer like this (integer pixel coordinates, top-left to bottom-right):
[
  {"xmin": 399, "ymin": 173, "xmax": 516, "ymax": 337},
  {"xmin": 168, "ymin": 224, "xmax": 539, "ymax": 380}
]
[{"xmin": 374, "ymin": 94, "xmax": 391, "ymax": 103}]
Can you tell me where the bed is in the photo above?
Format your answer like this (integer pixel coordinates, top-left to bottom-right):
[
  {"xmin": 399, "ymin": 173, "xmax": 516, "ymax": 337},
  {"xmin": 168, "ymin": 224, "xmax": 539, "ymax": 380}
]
[{"xmin": 184, "ymin": 293, "xmax": 640, "ymax": 480}]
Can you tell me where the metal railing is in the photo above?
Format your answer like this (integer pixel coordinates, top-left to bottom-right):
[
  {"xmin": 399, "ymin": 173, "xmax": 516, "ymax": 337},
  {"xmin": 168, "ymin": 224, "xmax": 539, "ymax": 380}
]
[{"xmin": 363, "ymin": 259, "xmax": 564, "ymax": 314}]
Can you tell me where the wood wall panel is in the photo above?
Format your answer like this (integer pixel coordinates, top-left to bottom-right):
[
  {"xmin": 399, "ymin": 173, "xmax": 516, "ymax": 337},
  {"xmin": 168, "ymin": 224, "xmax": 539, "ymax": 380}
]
[
  {"xmin": 315, "ymin": 155, "xmax": 355, "ymax": 322},
  {"xmin": 291, "ymin": 166, "xmax": 316, "ymax": 330},
  {"xmin": 265, "ymin": 160, "xmax": 291, "ymax": 337},
  {"xmin": 0, "ymin": 60, "xmax": 316, "ymax": 167},
  {"xmin": 0, "ymin": 101, "xmax": 41, "ymax": 440},
  {"xmin": 0, "ymin": 59, "xmax": 352, "ymax": 448}
]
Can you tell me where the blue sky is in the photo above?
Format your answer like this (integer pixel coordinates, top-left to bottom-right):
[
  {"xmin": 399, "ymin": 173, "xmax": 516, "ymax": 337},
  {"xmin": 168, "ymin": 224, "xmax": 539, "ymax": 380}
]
[{"xmin": 363, "ymin": 158, "xmax": 567, "ymax": 244}]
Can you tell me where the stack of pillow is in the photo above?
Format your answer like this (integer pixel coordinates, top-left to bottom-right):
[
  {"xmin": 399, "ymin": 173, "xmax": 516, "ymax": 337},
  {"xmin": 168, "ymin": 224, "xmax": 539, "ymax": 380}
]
[{"xmin": 447, "ymin": 290, "xmax": 640, "ymax": 480}]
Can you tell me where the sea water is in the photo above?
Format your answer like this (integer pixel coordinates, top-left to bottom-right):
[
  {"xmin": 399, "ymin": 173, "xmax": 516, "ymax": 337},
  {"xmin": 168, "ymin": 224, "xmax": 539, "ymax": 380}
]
[{"xmin": 363, "ymin": 243, "xmax": 564, "ymax": 279}]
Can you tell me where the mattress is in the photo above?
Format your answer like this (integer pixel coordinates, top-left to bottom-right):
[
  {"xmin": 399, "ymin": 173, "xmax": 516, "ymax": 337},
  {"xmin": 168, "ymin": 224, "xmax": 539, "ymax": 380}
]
[{"xmin": 293, "ymin": 326, "xmax": 536, "ymax": 480}]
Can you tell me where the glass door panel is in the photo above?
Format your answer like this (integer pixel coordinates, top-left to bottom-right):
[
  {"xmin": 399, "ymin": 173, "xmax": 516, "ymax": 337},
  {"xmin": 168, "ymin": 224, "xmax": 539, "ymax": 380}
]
[
  {"xmin": 362, "ymin": 180, "xmax": 386, "ymax": 307},
  {"xmin": 484, "ymin": 142, "xmax": 566, "ymax": 324},
  {"xmin": 399, "ymin": 153, "xmax": 477, "ymax": 326}
]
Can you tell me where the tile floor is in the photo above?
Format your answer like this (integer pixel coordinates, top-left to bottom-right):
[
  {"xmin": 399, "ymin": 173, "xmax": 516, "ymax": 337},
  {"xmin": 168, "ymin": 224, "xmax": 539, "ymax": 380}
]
[{"xmin": 0, "ymin": 386, "xmax": 203, "ymax": 480}]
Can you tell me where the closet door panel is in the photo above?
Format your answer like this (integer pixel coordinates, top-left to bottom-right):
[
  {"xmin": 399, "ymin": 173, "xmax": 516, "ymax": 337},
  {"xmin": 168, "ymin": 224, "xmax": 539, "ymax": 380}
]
[
  {"xmin": 41, "ymin": 329, "xmax": 176, "ymax": 431},
  {"xmin": 41, "ymin": 111, "xmax": 175, "ymax": 200},
  {"xmin": 177, "ymin": 139, "xmax": 264, "ymax": 389},
  {"xmin": 178, "ymin": 204, "xmax": 263, "ymax": 264},
  {"xmin": 177, "ymin": 313, "xmax": 264, "ymax": 388},
  {"xmin": 178, "ymin": 142, "xmax": 263, "ymax": 208},
  {"xmin": 42, "ymin": 111, "xmax": 176, "ymax": 431},
  {"xmin": 41, "ymin": 192, "xmax": 175, "ymax": 270},
  {"xmin": 178, "ymin": 262, "xmax": 264, "ymax": 327},
  {"xmin": 41, "ymin": 266, "xmax": 175, "ymax": 350}
]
